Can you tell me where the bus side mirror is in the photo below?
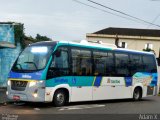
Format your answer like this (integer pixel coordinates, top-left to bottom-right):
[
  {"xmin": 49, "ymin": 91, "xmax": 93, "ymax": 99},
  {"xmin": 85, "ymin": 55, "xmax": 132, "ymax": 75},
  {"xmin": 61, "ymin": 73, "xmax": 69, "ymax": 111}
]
[{"xmin": 55, "ymin": 50, "xmax": 61, "ymax": 57}]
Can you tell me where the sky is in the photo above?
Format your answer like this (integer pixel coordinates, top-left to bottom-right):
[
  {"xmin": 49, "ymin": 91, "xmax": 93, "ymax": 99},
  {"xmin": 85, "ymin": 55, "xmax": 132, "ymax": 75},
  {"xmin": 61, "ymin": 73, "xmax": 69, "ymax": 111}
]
[{"xmin": 0, "ymin": 0, "xmax": 160, "ymax": 41}]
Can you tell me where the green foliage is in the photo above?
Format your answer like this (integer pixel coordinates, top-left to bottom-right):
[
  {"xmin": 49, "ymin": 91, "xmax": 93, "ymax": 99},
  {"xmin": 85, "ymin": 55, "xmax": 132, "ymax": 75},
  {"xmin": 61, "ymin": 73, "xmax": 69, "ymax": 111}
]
[
  {"xmin": 25, "ymin": 34, "xmax": 52, "ymax": 42},
  {"xmin": 13, "ymin": 22, "xmax": 52, "ymax": 49},
  {"xmin": 14, "ymin": 23, "xmax": 25, "ymax": 49},
  {"xmin": 143, "ymin": 48, "xmax": 152, "ymax": 52},
  {"xmin": 24, "ymin": 35, "xmax": 35, "ymax": 42},
  {"xmin": 24, "ymin": 34, "xmax": 52, "ymax": 48},
  {"xmin": 143, "ymin": 48, "xmax": 156, "ymax": 55},
  {"xmin": 35, "ymin": 34, "xmax": 52, "ymax": 41}
]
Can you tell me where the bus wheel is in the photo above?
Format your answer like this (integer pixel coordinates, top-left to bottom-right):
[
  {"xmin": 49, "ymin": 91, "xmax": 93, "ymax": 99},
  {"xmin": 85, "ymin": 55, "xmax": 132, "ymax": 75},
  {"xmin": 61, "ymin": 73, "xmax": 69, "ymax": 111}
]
[
  {"xmin": 53, "ymin": 90, "xmax": 67, "ymax": 107},
  {"xmin": 133, "ymin": 87, "xmax": 142, "ymax": 101}
]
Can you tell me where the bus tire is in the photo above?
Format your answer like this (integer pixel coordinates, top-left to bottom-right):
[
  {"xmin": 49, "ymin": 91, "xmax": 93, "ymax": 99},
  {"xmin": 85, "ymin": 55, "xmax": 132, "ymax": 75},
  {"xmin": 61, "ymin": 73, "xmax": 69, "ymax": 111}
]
[
  {"xmin": 133, "ymin": 87, "xmax": 142, "ymax": 101},
  {"xmin": 53, "ymin": 89, "xmax": 67, "ymax": 107}
]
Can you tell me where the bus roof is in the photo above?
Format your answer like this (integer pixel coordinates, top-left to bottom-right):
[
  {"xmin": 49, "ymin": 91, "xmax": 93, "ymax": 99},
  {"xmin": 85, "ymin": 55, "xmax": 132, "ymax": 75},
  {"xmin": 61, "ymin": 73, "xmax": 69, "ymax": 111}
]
[
  {"xmin": 29, "ymin": 40, "xmax": 154, "ymax": 56},
  {"xmin": 57, "ymin": 41, "xmax": 154, "ymax": 56},
  {"xmin": 115, "ymin": 48, "xmax": 154, "ymax": 55},
  {"xmin": 29, "ymin": 41, "xmax": 58, "ymax": 47}
]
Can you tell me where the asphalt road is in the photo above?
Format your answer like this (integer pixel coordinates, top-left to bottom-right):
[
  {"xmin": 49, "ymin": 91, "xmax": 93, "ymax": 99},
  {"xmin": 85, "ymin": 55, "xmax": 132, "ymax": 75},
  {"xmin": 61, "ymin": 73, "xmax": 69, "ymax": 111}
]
[{"xmin": 0, "ymin": 96, "xmax": 160, "ymax": 120}]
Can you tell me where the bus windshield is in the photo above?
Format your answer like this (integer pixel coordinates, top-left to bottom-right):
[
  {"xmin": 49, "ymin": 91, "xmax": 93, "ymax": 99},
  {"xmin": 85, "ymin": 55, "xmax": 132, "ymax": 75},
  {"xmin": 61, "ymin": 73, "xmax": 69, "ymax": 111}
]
[{"xmin": 12, "ymin": 46, "xmax": 53, "ymax": 72}]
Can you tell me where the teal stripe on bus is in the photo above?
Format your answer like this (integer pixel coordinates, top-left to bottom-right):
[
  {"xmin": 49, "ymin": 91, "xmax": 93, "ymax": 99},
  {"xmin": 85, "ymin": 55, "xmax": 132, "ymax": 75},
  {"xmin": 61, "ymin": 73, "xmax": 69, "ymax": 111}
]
[
  {"xmin": 46, "ymin": 76, "xmax": 95, "ymax": 87},
  {"xmin": 56, "ymin": 42, "xmax": 113, "ymax": 51}
]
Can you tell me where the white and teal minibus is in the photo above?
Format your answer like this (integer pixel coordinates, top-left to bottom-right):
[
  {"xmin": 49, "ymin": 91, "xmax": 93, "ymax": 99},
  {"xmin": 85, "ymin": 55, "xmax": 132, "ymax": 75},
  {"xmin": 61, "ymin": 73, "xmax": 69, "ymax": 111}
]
[{"xmin": 7, "ymin": 40, "xmax": 159, "ymax": 107}]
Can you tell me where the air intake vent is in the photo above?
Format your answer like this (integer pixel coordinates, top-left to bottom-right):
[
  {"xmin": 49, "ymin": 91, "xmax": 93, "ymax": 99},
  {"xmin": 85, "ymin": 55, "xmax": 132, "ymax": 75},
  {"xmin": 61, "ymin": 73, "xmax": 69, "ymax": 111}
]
[{"xmin": 11, "ymin": 80, "xmax": 28, "ymax": 91}]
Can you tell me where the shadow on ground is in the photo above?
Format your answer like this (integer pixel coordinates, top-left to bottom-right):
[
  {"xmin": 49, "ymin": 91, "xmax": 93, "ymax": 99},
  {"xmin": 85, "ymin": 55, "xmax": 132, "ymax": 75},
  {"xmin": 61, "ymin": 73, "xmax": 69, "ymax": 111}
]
[{"xmin": 4, "ymin": 98, "xmax": 154, "ymax": 109}]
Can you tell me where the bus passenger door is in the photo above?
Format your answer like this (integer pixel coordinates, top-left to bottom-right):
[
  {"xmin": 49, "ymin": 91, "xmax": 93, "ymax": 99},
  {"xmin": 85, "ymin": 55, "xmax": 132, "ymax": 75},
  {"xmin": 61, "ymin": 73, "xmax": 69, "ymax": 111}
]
[{"xmin": 70, "ymin": 48, "xmax": 93, "ymax": 102}]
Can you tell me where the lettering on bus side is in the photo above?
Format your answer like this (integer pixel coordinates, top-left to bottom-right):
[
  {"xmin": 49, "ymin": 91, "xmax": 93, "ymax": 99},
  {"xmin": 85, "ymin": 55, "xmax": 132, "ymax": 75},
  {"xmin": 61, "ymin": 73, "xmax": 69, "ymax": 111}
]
[
  {"xmin": 54, "ymin": 78, "xmax": 68, "ymax": 83},
  {"xmin": 107, "ymin": 78, "xmax": 120, "ymax": 84},
  {"xmin": 111, "ymin": 80, "xmax": 120, "ymax": 84}
]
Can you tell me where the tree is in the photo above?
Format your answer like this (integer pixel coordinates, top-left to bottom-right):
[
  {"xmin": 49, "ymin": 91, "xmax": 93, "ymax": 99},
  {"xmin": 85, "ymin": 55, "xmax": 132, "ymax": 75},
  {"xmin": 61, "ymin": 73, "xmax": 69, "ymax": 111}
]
[
  {"xmin": 24, "ymin": 34, "xmax": 52, "ymax": 48},
  {"xmin": 36, "ymin": 34, "xmax": 52, "ymax": 41},
  {"xmin": 143, "ymin": 48, "xmax": 156, "ymax": 55}
]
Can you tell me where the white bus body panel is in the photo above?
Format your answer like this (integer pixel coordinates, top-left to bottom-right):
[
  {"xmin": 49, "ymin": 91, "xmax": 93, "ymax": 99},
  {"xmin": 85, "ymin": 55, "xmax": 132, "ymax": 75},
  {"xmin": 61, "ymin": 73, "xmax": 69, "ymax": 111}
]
[
  {"xmin": 93, "ymin": 86, "xmax": 132, "ymax": 100},
  {"xmin": 71, "ymin": 87, "xmax": 92, "ymax": 102},
  {"xmin": 93, "ymin": 77, "xmax": 132, "ymax": 100}
]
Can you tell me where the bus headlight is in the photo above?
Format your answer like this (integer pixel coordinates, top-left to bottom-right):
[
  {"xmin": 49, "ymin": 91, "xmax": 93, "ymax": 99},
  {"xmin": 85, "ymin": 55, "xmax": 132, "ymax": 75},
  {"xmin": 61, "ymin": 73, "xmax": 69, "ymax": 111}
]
[
  {"xmin": 7, "ymin": 80, "xmax": 11, "ymax": 86},
  {"xmin": 39, "ymin": 80, "xmax": 44, "ymax": 83},
  {"xmin": 29, "ymin": 81, "xmax": 37, "ymax": 87},
  {"xmin": 33, "ymin": 89, "xmax": 38, "ymax": 98},
  {"xmin": 33, "ymin": 93, "xmax": 38, "ymax": 98}
]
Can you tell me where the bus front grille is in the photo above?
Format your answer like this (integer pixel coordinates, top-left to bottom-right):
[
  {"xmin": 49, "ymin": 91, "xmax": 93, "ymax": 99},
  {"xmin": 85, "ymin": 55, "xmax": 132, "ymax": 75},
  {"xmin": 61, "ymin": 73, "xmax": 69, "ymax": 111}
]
[{"xmin": 11, "ymin": 80, "xmax": 28, "ymax": 91}]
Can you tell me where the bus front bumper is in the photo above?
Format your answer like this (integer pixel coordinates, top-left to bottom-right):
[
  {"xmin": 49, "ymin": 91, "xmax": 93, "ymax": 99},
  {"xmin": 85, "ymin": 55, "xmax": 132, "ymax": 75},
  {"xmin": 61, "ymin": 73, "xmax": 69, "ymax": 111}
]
[
  {"xmin": 7, "ymin": 91, "xmax": 45, "ymax": 102},
  {"xmin": 7, "ymin": 79, "xmax": 49, "ymax": 102}
]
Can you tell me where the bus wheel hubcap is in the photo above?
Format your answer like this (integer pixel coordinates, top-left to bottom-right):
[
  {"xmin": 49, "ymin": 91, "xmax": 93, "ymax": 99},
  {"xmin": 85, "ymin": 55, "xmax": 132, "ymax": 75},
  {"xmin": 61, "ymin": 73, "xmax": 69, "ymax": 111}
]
[
  {"xmin": 134, "ymin": 91, "xmax": 139, "ymax": 99},
  {"xmin": 57, "ymin": 93, "xmax": 64, "ymax": 104}
]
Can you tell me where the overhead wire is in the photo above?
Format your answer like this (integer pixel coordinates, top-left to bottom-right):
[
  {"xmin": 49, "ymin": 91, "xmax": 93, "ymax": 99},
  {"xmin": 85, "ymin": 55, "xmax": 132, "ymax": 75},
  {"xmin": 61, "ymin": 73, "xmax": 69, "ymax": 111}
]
[
  {"xmin": 73, "ymin": 0, "xmax": 149, "ymax": 26},
  {"xmin": 73, "ymin": 0, "xmax": 160, "ymax": 28},
  {"xmin": 147, "ymin": 13, "xmax": 160, "ymax": 28},
  {"xmin": 86, "ymin": 0, "xmax": 160, "ymax": 28}
]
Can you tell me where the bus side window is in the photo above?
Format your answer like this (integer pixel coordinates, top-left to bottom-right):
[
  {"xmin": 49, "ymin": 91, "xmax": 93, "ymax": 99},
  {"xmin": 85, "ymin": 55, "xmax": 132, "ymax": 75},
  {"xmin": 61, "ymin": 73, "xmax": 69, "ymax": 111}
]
[
  {"xmin": 142, "ymin": 55, "xmax": 157, "ymax": 73},
  {"xmin": 129, "ymin": 54, "xmax": 143, "ymax": 76},
  {"xmin": 93, "ymin": 51, "xmax": 114, "ymax": 76},
  {"xmin": 47, "ymin": 47, "xmax": 69, "ymax": 79},
  {"xmin": 105, "ymin": 52, "xmax": 114, "ymax": 76},
  {"xmin": 71, "ymin": 48, "xmax": 92, "ymax": 76},
  {"xmin": 115, "ymin": 53, "xmax": 130, "ymax": 77},
  {"xmin": 93, "ymin": 51, "xmax": 106, "ymax": 76}
]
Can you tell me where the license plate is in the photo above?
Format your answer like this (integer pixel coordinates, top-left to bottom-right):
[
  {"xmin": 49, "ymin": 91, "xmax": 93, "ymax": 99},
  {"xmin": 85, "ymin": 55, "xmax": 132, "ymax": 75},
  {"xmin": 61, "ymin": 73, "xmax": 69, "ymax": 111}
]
[{"xmin": 13, "ymin": 95, "xmax": 20, "ymax": 100}]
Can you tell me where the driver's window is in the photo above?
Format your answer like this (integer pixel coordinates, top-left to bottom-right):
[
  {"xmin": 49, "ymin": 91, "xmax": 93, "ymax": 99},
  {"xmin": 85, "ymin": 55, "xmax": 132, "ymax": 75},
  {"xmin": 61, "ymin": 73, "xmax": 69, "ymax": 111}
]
[
  {"xmin": 51, "ymin": 51, "xmax": 68, "ymax": 69},
  {"xmin": 47, "ymin": 47, "xmax": 69, "ymax": 79}
]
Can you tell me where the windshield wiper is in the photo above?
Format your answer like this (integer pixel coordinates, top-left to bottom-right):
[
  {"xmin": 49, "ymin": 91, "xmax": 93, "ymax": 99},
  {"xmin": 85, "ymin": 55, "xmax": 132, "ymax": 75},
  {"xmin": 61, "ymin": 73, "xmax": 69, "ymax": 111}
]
[
  {"xmin": 24, "ymin": 61, "xmax": 38, "ymax": 70},
  {"xmin": 16, "ymin": 63, "xmax": 23, "ymax": 70}
]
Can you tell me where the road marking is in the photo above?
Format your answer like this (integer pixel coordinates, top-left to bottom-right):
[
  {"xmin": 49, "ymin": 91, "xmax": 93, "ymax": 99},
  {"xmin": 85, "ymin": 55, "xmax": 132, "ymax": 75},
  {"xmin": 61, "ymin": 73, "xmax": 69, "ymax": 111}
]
[
  {"xmin": 58, "ymin": 104, "xmax": 105, "ymax": 111},
  {"xmin": 34, "ymin": 108, "xmax": 40, "ymax": 111}
]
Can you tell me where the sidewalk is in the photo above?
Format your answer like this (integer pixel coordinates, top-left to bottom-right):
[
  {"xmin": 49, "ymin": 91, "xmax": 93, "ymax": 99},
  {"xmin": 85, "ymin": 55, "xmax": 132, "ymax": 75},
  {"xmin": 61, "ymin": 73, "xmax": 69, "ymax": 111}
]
[{"xmin": 0, "ymin": 87, "xmax": 7, "ymax": 105}]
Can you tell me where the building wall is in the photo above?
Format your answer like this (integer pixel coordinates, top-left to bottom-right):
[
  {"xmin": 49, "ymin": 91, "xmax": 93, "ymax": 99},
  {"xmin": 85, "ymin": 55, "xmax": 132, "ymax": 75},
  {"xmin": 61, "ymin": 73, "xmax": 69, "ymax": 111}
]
[
  {"xmin": 0, "ymin": 23, "xmax": 23, "ymax": 87},
  {"xmin": 86, "ymin": 36, "xmax": 160, "ymax": 57},
  {"xmin": 0, "ymin": 44, "xmax": 21, "ymax": 87},
  {"xmin": 118, "ymin": 39, "xmax": 160, "ymax": 57},
  {"xmin": 0, "ymin": 24, "xmax": 14, "ymax": 44}
]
